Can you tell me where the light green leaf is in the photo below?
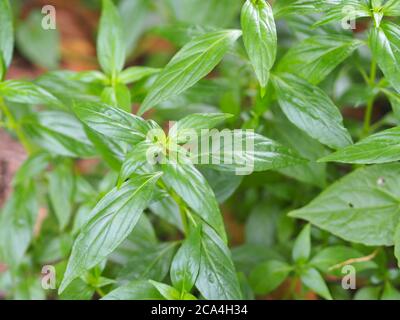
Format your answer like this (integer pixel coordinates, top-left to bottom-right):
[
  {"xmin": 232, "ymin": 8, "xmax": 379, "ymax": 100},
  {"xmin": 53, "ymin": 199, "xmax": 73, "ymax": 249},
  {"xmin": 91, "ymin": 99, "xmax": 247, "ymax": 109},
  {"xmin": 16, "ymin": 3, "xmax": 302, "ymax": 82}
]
[
  {"xmin": 313, "ymin": 0, "xmax": 371, "ymax": 27},
  {"xmin": 320, "ymin": 126, "xmax": 400, "ymax": 164},
  {"xmin": 169, "ymin": 113, "xmax": 232, "ymax": 143},
  {"xmin": 0, "ymin": 80, "xmax": 62, "ymax": 107},
  {"xmin": 102, "ymin": 280, "xmax": 164, "ymax": 300},
  {"xmin": 139, "ymin": 30, "xmax": 242, "ymax": 115},
  {"xmin": 0, "ymin": 0, "xmax": 13, "ymax": 67},
  {"xmin": 292, "ymin": 224, "xmax": 311, "ymax": 263},
  {"xmin": 249, "ymin": 260, "xmax": 292, "ymax": 295},
  {"xmin": 97, "ymin": 0, "xmax": 125, "ymax": 77},
  {"xmin": 241, "ymin": 0, "xmax": 277, "ymax": 89},
  {"xmin": 381, "ymin": 281, "xmax": 400, "ymax": 300},
  {"xmin": 195, "ymin": 223, "xmax": 242, "ymax": 300},
  {"xmin": 300, "ymin": 268, "xmax": 332, "ymax": 300},
  {"xmin": 354, "ymin": 286, "xmax": 381, "ymax": 300},
  {"xmin": 272, "ymin": 73, "xmax": 352, "ymax": 149},
  {"xmin": 23, "ymin": 111, "xmax": 96, "ymax": 158},
  {"xmin": 195, "ymin": 130, "xmax": 306, "ymax": 174},
  {"xmin": 16, "ymin": 10, "xmax": 60, "ymax": 70},
  {"xmin": 369, "ymin": 22, "xmax": 400, "ymax": 93},
  {"xmin": 119, "ymin": 66, "xmax": 160, "ymax": 84},
  {"xmin": 170, "ymin": 226, "xmax": 201, "ymax": 294},
  {"xmin": 277, "ymin": 35, "xmax": 362, "ymax": 85},
  {"xmin": 149, "ymin": 280, "xmax": 181, "ymax": 300},
  {"xmin": 48, "ymin": 161, "xmax": 75, "ymax": 231},
  {"xmin": 101, "ymin": 83, "xmax": 131, "ymax": 112},
  {"xmin": 73, "ymin": 102, "xmax": 151, "ymax": 144},
  {"xmin": 394, "ymin": 223, "xmax": 400, "ymax": 267},
  {"xmin": 383, "ymin": 0, "xmax": 400, "ymax": 16},
  {"xmin": 161, "ymin": 160, "xmax": 227, "ymax": 242},
  {"xmin": 310, "ymin": 246, "xmax": 377, "ymax": 275},
  {"xmin": 12, "ymin": 152, "xmax": 51, "ymax": 186},
  {"xmin": 0, "ymin": 182, "xmax": 38, "ymax": 267},
  {"xmin": 59, "ymin": 172, "xmax": 162, "ymax": 293},
  {"xmin": 118, "ymin": 0, "xmax": 149, "ymax": 55},
  {"xmin": 290, "ymin": 164, "xmax": 400, "ymax": 246}
]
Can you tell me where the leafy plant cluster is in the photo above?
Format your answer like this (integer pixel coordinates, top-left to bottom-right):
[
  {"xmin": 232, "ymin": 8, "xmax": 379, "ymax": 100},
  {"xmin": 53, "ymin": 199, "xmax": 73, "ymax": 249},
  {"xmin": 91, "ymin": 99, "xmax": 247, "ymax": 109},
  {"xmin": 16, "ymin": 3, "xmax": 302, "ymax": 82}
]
[{"xmin": 1, "ymin": 0, "xmax": 400, "ymax": 300}]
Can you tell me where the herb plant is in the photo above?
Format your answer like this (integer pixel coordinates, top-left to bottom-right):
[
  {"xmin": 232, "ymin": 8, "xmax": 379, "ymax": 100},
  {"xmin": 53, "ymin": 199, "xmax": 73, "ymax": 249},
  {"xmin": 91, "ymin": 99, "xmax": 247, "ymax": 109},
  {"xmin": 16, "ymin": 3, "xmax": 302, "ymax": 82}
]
[{"xmin": 1, "ymin": 0, "xmax": 400, "ymax": 300}]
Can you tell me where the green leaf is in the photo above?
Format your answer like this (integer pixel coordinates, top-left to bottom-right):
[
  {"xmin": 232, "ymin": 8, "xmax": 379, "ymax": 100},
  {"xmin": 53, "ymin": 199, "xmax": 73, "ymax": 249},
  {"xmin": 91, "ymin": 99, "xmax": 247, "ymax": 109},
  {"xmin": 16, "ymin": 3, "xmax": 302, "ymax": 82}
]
[
  {"xmin": 161, "ymin": 160, "xmax": 227, "ymax": 242},
  {"xmin": 249, "ymin": 260, "xmax": 292, "ymax": 295},
  {"xmin": 73, "ymin": 102, "xmax": 151, "ymax": 144},
  {"xmin": 394, "ymin": 223, "xmax": 400, "ymax": 267},
  {"xmin": 48, "ymin": 161, "xmax": 75, "ymax": 231},
  {"xmin": 102, "ymin": 280, "xmax": 164, "ymax": 300},
  {"xmin": 383, "ymin": 0, "xmax": 400, "ymax": 16},
  {"xmin": 266, "ymin": 108, "xmax": 327, "ymax": 187},
  {"xmin": 170, "ymin": 226, "xmax": 201, "ymax": 294},
  {"xmin": 300, "ymin": 267, "xmax": 332, "ymax": 300},
  {"xmin": 320, "ymin": 126, "xmax": 400, "ymax": 164},
  {"xmin": 354, "ymin": 286, "xmax": 381, "ymax": 300},
  {"xmin": 313, "ymin": 0, "xmax": 371, "ymax": 27},
  {"xmin": 369, "ymin": 22, "xmax": 400, "ymax": 93},
  {"xmin": 272, "ymin": 73, "xmax": 352, "ymax": 149},
  {"xmin": 289, "ymin": 164, "xmax": 400, "ymax": 246},
  {"xmin": 0, "ymin": 182, "xmax": 38, "ymax": 267},
  {"xmin": 149, "ymin": 280, "xmax": 181, "ymax": 300},
  {"xmin": 195, "ymin": 223, "xmax": 242, "ymax": 300},
  {"xmin": 310, "ymin": 246, "xmax": 377, "ymax": 275},
  {"xmin": 241, "ymin": 0, "xmax": 277, "ymax": 89},
  {"xmin": 12, "ymin": 152, "xmax": 51, "ymax": 186},
  {"xmin": 101, "ymin": 83, "xmax": 131, "ymax": 112},
  {"xmin": 23, "ymin": 111, "xmax": 96, "ymax": 158},
  {"xmin": 195, "ymin": 130, "xmax": 306, "ymax": 174},
  {"xmin": 118, "ymin": 242, "xmax": 177, "ymax": 282},
  {"xmin": 292, "ymin": 224, "xmax": 311, "ymax": 263},
  {"xmin": 16, "ymin": 10, "xmax": 60, "ymax": 70},
  {"xmin": 118, "ymin": 141, "xmax": 159, "ymax": 187},
  {"xmin": 0, "ymin": 0, "xmax": 13, "ymax": 67},
  {"xmin": 97, "ymin": 0, "xmax": 125, "ymax": 77},
  {"xmin": 139, "ymin": 29, "xmax": 242, "ymax": 115},
  {"xmin": 118, "ymin": 0, "xmax": 149, "ymax": 55},
  {"xmin": 0, "ymin": 80, "xmax": 62, "ymax": 107},
  {"xmin": 119, "ymin": 66, "xmax": 160, "ymax": 84},
  {"xmin": 168, "ymin": 0, "xmax": 242, "ymax": 28},
  {"xmin": 277, "ymin": 35, "xmax": 362, "ymax": 85},
  {"xmin": 381, "ymin": 282, "xmax": 400, "ymax": 300},
  {"xmin": 59, "ymin": 172, "xmax": 162, "ymax": 293},
  {"xmin": 169, "ymin": 113, "xmax": 233, "ymax": 143}
]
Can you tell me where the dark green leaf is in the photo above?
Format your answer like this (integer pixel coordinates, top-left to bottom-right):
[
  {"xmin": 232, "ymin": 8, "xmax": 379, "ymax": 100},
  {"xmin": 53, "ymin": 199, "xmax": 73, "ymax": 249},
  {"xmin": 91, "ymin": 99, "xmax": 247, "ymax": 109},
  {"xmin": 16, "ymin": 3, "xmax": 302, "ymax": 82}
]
[
  {"xmin": 277, "ymin": 35, "xmax": 362, "ymax": 85},
  {"xmin": 290, "ymin": 164, "xmax": 400, "ymax": 246},
  {"xmin": 195, "ymin": 223, "xmax": 242, "ymax": 300},
  {"xmin": 59, "ymin": 172, "xmax": 162, "ymax": 293},
  {"xmin": 320, "ymin": 126, "xmax": 400, "ymax": 164},
  {"xmin": 139, "ymin": 30, "xmax": 242, "ymax": 115},
  {"xmin": 170, "ymin": 226, "xmax": 201, "ymax": 294},
  {"xmin": 249, "ymin": 260, "xmax": 292, "ymax": 295},
  {"xmin": 272, "ymin": 73, "xmax": 352, "ymax": 149}
]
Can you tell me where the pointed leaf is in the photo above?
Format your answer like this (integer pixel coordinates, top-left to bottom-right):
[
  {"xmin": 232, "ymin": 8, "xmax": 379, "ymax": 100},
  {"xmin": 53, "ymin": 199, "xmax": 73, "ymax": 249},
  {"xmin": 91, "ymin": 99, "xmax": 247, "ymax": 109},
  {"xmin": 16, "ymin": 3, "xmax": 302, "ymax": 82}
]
[
  {"xmin": 59, "ymin": 172, "xmax": 162, "ymax": 293},
  {"xmin": 139, "ymin": 30, "xmax": 242, "ymax": 115}
]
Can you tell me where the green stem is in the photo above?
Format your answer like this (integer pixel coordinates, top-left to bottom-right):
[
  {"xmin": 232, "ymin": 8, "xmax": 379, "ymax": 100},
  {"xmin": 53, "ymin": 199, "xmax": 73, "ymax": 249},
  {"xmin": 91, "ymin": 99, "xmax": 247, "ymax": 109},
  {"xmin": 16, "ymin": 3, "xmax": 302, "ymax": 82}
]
[
  {"xmin": 362, "ymin": 59, "xmax": 377, "ymax": 137},
  {"xmin": 0, "ymin": 97, "xmax": 33, "ymax": 153}
]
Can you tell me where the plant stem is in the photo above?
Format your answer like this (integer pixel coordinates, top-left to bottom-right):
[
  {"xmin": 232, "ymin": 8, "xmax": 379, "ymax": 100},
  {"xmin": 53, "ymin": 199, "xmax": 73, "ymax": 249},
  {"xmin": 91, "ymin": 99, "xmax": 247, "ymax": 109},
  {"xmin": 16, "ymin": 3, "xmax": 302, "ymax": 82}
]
[
  {"xmin": 0, "ymin": 97, "xmax": 33, "ymax": 154},
  {"xmin": 362, "ymin": 59, "xmax": 377, "ymax": 137}
]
